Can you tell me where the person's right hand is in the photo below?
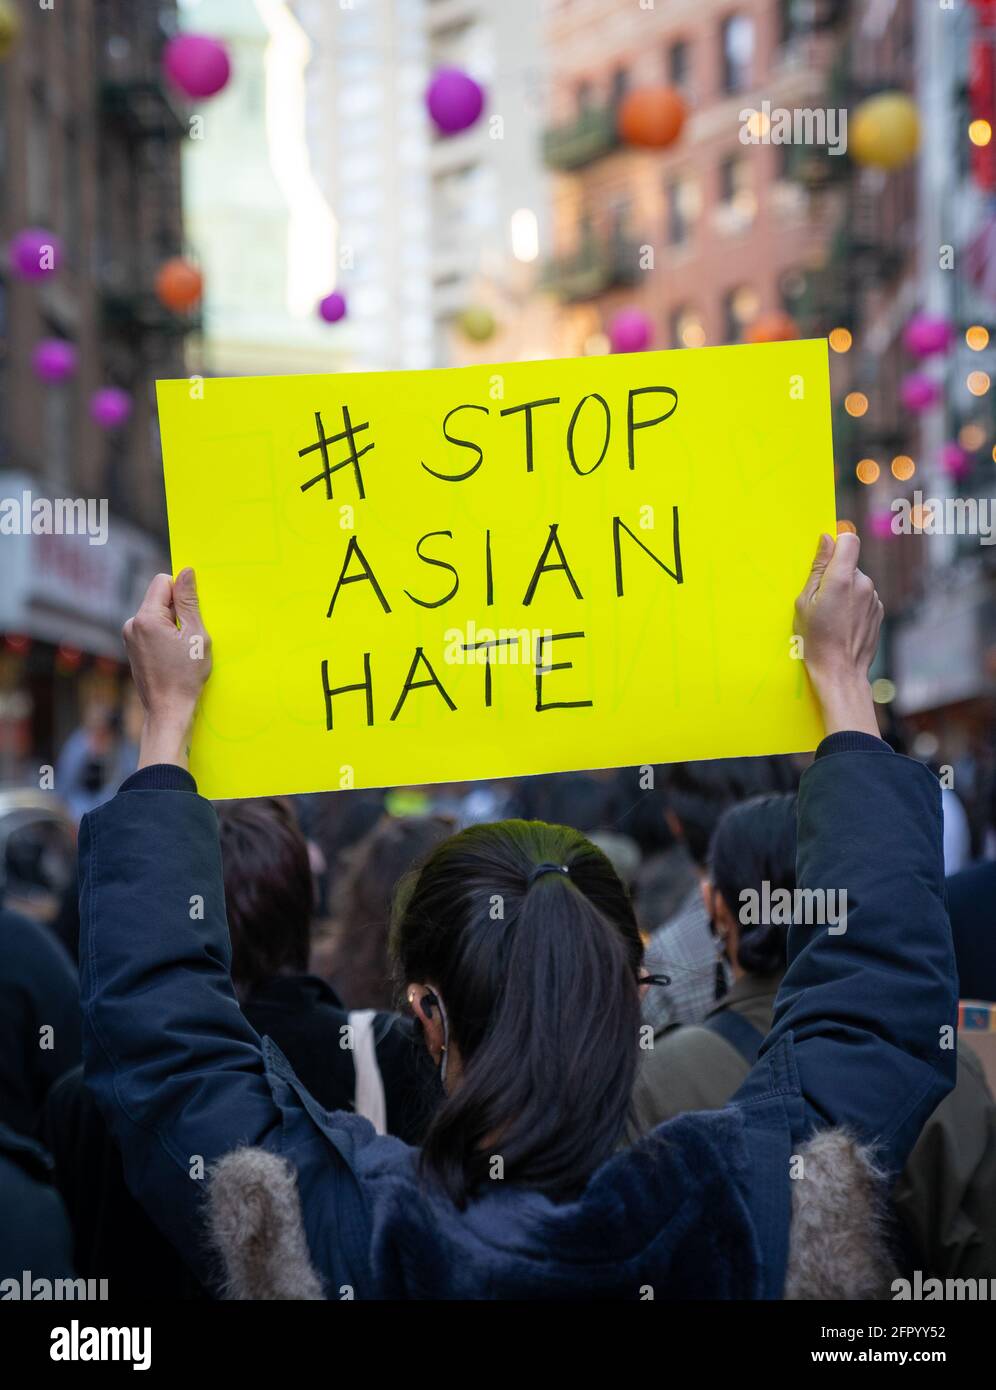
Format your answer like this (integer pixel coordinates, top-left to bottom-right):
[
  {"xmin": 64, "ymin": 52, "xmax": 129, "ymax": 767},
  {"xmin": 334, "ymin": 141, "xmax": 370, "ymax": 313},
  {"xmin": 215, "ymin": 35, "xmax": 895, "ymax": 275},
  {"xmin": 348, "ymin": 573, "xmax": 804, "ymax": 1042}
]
[
  {"xmin": 794, "ymin": 532, "xmax": 883, "ymax": 738},
  {"xmin": 123, "ymin": 569, "xmax": 212, "ymax": 770}
]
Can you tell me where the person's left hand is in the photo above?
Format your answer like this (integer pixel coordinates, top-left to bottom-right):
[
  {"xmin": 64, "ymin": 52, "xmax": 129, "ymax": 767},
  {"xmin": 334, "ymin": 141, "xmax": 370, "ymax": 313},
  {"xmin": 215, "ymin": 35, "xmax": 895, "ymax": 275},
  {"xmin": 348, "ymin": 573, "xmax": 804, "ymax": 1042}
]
[{"xmin": 123, "ymin": 569, "xmax": 212, "ymax": 769}]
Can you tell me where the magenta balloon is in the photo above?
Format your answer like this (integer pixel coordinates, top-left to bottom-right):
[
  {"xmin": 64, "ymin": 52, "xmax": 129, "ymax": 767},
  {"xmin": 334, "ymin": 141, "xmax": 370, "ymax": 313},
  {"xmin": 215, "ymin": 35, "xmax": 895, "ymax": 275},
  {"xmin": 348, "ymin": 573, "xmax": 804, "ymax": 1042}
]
[
  {"xmin": 900, "ymin": 373, "xmax": 940, "ymax": 412},
  {"xmin": 162, "ymin": 34, "xmax": 231, "ymax": 100},
  {"xmin": 609, "ymin": 309, "xmax": 653, "ymax": 354},
  {"xmin": 903, "ymin": 313, "xmax": 953, "ymax": 358},
  {"xmin": 426, "ymin": 68, "xmax": 485, "ymax": 135},
  {"xmin": 940, "ymin": 442, "xmax": 969, "ymax": 478},
  {"xmin": 90, "ymin": 387, "xmax": 132, "ymax": 430},
  {"xmin": 9, "ymin": 226, "xmax": 62, "ymax": 281},
  {"xmin": 869, "ymin": 510, "xmax": 895, "ymax": 540},
  {"xmin": 32, "ymin": 339, "xmax": 78, "ymax": 383},
  {"xmin": 318, "ymin": 291, "xmax": 347, "ymax": 323}
]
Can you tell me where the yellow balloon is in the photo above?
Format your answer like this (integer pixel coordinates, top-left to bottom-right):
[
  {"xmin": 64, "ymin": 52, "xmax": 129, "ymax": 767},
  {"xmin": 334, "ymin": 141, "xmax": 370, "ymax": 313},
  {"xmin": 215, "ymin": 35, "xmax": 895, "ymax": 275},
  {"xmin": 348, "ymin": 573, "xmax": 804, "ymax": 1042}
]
[
  {"xmin": 458, "ymin": 306, "xmax": 496, "ymax": 342},
  {"xmin": 0, "ymin": 0, "xmax": 21, "ymax": 60},
  {"xmin": 850, "ymin": 91, "xmax": 920, "ymax": 170}
]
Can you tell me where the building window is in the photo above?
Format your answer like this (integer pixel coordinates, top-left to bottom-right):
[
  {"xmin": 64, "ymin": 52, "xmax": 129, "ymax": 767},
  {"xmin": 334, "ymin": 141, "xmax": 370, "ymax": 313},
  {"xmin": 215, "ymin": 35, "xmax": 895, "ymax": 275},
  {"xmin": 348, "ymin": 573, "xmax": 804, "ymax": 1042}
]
[
  {"xmin": 608, "ymin": 196, "xmax": 632, "ymax": 243},
  {"xmin": 610, "ymin": 66, "xmax": 629, "ymax": 109},
  {"xmin": 666, "ymin": 176, "xmax": 699, "ymax": 247},
  {"xmin": 721, "ymin": 14, "xmax": 754, "ymax": 94},
  {"xmin": 780, "ymin": 267, "xmax": 808, "ymax": 314},
  {"xmin": 723, "ymin": 284, "xmax": 760, "ymax": 343},
  {"xmin": 779, "ymin": 0, "xmax": 804, "ymax": 44},
  {"xmin": 718, "ymin": 152, "xmax": 756, "ymax": 224},
  {"xmin": 669, "ymin": 39, "xmax": 690, "ymax": 90}
]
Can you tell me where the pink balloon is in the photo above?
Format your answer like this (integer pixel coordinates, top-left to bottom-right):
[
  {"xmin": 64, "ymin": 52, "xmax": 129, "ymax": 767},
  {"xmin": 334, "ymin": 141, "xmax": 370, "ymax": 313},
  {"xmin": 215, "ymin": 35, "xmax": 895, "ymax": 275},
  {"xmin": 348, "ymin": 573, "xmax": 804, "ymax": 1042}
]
[
  {"xmin": 609, "ymin": 309, "xmax": 654, "ymax": 354},
  {"xmin": 940, "ymin": 442, "xmax": 970, "ymax": 478},
  {"xmin": 869, "ymin": 510, "xmax": 895, "ymax": 540},
  {"xmin": 32, "ymin": 339, "xmax": 78, "ymax": 383},
  {"xmin": 90, "ymin": 387, "xmax": 132, "ymax": 430},
  {"xmin": 318, "ymin": 291, "xmax": 347, "ymax": 324},
  {"xmin": 162, "ymin": 34, "xmax": 231, "ymax": 100},
  {"xmin": 9, "ymin": 227, "xmax": 62, "ymax": 281},
  {"xmin": 426, "ymin": 68, "xmax": 485, "ymax": 136},
  {"xmin": 900, "ymin": 373, "xmax": 941, "ymax": 412},
  {"xmin": 903, "ymin": 313, "xmax": 954, "ymax": 359}
]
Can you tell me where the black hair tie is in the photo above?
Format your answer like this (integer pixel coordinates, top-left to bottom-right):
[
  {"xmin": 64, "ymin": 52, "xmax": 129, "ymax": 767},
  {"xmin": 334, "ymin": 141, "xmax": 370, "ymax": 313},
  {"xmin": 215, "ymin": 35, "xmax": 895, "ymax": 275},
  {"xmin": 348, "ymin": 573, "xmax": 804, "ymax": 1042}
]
[{"xmin": 527, "ymin": 862, "xmax": 570, "ymax": 887}]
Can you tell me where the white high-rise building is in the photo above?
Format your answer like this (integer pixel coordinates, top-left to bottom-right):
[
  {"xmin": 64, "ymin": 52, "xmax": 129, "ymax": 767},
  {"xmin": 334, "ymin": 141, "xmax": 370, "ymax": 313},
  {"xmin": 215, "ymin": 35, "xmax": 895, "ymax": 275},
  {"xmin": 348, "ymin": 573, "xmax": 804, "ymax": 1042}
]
[
  {"xmin": 179, "ymin": 0, "xmax": 344, "ymax": 375},
  {"xmin": 293, "ymin": 0, "xmax": 550, "ymax": 369},
  {"xmin": 293, "ymin": 0, "xmax": 434, "ymax": 369},
  {"xmin": 424, "ymin": 0, "xmax": 549, "ymax": 363}
]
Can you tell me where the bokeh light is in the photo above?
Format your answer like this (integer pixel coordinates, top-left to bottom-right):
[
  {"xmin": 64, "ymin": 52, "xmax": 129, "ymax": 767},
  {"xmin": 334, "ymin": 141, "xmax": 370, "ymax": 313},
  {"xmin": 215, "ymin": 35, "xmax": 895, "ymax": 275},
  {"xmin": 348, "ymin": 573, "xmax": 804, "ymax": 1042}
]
[
  {"xmin": 856, "ymin": 457, "xmax": 880, "ymax": 484},
  {"xmin": 828, "ymin": 327, "xmax": 852, "ymax": 353},
  {"xmin": 966, "ymin": 325, "xmax": 990, "ymax": 351},
  {"xmin": 958, "ymin": 422, "xmax": 986, "ymax": 452},
  {"xmin": 969, "ymin": 119, "xmax": 992, "ymax": 147},
  {"xmin": 891, "ymin": 454, "xmax": 915, "ymax": 480},
  {"xmin": 844, "ymin": 391, "xmax": 869, "ymax": 417},
  {"xmin": 836, "ymin": 519, "xmax": 857, "ymax": 535},
  {"xmin": 967, "ymin": 370, "xmax": 991, "ymax": 396},
  {"xmin": 871, "ymin": 678, "xmax": 896, "ymax": 704}
]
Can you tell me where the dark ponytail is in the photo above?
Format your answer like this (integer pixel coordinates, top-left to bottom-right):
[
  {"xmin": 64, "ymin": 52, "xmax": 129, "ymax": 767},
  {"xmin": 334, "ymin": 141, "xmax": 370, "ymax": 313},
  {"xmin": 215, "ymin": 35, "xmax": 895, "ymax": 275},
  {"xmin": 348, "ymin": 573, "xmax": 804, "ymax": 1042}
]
[{"xmin": 390, "ymin": 819, "xmax": 643, "ymax": 1208}]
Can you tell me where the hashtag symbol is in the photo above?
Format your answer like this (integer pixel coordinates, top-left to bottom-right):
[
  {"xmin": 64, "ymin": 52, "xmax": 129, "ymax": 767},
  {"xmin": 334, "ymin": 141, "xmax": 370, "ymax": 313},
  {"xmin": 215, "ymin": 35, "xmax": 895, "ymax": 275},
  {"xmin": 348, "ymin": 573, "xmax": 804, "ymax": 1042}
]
[{"xmin": 298, "ymin": 406, "xmax": 375, "ymax": 501}]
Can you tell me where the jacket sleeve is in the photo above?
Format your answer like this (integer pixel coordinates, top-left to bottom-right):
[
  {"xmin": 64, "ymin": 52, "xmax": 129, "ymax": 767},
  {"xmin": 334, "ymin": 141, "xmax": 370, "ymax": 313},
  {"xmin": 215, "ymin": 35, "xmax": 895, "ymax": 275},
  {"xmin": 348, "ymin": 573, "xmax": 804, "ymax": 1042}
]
[
  {"xmin": 78, "ymin": 766, "xmax": 285, "ymax": 1283},
  {"xmin": 756, "ymin": 733, "xmax": 958, "ymax": 1176}
]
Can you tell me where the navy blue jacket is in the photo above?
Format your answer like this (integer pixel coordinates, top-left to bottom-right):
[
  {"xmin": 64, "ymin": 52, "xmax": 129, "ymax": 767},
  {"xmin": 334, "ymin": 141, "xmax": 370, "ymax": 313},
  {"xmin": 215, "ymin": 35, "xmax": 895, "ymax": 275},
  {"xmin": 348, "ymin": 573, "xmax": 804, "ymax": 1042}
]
[
  {"xmin": 78, "ymin": 734, "xmax": 957, "ymax": 1299},
  {"xmin": 0, "ymin": 907, "xmax": 81, "ymax": 1138}
]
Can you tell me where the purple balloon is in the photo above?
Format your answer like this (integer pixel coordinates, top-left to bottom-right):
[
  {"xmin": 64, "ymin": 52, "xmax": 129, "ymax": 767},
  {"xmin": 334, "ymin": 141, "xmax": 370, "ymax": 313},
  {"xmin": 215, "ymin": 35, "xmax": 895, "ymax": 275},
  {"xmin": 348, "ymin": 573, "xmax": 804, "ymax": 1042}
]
[
  {"xmin": 609, "ymin": 309, "xmax": 653, "ymax": 354},
  {"xmin": 940, "ymin": 441, "xmax": 969, "ymax": 478},
  {"xmin": 903, "ymin": 313, "xmax": 954, "ymax": 359},
  {"xmin": 90, "ymin": 387, "xmax": 132, "ymax": 430},
  {"xmin": 318, "ymin": 291, "xmax": 347, "ymax": 324},
  {"xmin": 900, "ymin": 372, "xmax": 941, "ymax": 412},
  {"xmin": 162, "ymin": 34, "xmax": 231, "ymax": 100},
  {"xmin": 32, "ymin": 339, "xmax": 78, "ymax": 383},
  {"xmin": 9, "ymin": 227, "xmax": 62, "ymax": 281},
  {"xmin": 426, "ymin": 68, "xmax": 485, "ymax": 136}
]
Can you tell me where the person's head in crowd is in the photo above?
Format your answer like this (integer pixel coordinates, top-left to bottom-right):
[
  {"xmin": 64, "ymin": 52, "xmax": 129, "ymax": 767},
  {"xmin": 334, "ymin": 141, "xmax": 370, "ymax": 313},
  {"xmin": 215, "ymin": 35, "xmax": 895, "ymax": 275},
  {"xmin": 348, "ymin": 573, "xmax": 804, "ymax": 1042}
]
[
  {"xmin": 390, "ymin": 818, "xmax": 643, "ymax": 1208},
  {"xmin": 215, "ymin": 798, "xmax": 311, "ymax": 999},
  {"xmin": 703, "ymin": 793, "xmax": 798, "ymax": 980},
  {"xmin": 661, "ymin": 756, "xmax": 799, "ymax": 869},
  {"xmin": 323, "ymin": 813, "xmax": 453, "ymax": 1010},
  {"xmin": 588, "ymin": 831, "xmax": 641, "ymax": 892}
]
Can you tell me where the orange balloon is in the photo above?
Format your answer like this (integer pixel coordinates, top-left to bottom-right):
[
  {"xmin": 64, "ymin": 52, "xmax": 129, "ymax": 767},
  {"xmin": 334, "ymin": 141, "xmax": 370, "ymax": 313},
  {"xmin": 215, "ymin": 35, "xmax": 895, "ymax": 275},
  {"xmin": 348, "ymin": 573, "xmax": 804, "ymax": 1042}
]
[
  {"xmin": 745, "ymin": 311, "xmax": 799, "ymax": 344},
  {"xmin": 155, "ymin": 257, "xmax": 203, "ymax": 312},
  {"xmin": 617, "ymin": 87, "xmax": 686, "ymax": 150}
]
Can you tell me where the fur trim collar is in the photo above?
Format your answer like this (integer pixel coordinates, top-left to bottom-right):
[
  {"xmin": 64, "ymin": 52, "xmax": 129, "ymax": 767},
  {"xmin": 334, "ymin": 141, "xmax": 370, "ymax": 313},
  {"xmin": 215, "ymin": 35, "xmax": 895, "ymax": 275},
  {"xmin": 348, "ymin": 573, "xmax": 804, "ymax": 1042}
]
[
  {"xmin": 206, "ymin": 1129, "xmax": 896, "ymax": 1300},
  {"xmin": 784, "ymin": 1130, "xmax": 897, "ymax": 1299},
  {"xmin": 206, "ymin": 1147, "xmax": 325, "ymax": 1300}
]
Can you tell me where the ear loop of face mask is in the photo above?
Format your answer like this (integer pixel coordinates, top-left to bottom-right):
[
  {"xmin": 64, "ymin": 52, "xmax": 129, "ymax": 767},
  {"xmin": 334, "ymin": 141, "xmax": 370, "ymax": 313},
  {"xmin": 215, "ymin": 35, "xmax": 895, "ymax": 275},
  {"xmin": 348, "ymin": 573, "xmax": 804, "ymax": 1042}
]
[
  {"xmin": 418, "ymin": 990, "xmax": 451, "ymax": 1088},
  {"xmin": 436, "ymin": 994, "xmax": 451, "ymax": 1087}
]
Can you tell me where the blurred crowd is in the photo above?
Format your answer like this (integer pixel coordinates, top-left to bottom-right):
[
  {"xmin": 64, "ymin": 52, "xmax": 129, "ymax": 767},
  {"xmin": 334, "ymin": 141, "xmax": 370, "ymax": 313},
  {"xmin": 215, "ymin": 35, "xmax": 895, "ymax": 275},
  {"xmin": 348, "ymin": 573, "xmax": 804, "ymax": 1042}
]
[{"xmin": 1, "ymin": 713, "xmax": 994, "ymax": 1297}]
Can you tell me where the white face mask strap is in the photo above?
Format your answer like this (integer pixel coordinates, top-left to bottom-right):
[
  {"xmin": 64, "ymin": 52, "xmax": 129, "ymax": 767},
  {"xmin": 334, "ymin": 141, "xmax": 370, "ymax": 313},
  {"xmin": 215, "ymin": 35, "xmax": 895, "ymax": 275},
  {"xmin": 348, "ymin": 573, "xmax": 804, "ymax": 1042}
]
[
  {"xmin": 408, "ymin": 988, "xmax": 451, "ymax": 1086},
  {"xmin": 437, "ymin": 993, "xmax": 451, "ymax": 1088}
]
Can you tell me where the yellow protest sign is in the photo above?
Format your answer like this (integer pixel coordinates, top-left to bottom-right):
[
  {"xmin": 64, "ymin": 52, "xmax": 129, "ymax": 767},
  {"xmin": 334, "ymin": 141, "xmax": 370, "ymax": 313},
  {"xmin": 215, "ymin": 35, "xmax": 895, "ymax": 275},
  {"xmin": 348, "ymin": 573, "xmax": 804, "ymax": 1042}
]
[{"xmin": 157, "ymin": 340, "xmax": 836, "ymax": 798}]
